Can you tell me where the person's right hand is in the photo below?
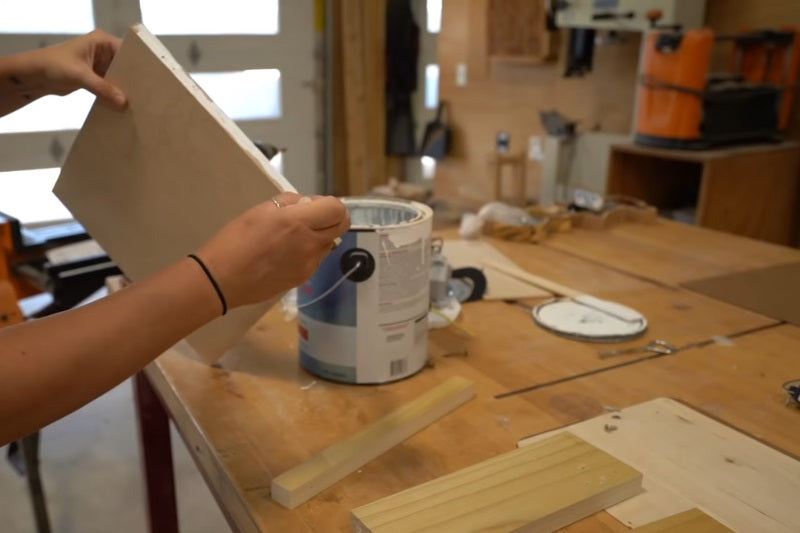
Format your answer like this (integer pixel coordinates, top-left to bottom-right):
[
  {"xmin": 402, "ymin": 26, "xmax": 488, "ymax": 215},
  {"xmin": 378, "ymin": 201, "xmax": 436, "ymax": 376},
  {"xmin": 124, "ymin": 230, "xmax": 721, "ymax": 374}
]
[{"xmin": 195, "ymin": 194, "xmax": 350, "ymax": 309}]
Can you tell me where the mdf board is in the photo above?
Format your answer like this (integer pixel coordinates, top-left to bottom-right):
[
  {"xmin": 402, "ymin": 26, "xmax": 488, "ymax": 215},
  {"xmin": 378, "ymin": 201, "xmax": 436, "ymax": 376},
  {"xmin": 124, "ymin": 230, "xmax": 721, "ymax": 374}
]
[
  {"xmin": 518, "ymin": 398, "xmax": 800, "ymax": 532},
  {"xmin": 271, "ymin": 376, "xmax": 476, "ymax": 510},
  {"xmin": 352, "ymin": 432, "xmax": 643, "ymax": 533},
  {"xmin": 54, "ymin": 24, "xmax": 296, "ymax": 363},
  {"xmin": 682, "ymin": 262, "xmax": 800, "ymax": 326},
  {"xmin": 632, "ymin": 509, "xmax": 732, "ymax": 533}
]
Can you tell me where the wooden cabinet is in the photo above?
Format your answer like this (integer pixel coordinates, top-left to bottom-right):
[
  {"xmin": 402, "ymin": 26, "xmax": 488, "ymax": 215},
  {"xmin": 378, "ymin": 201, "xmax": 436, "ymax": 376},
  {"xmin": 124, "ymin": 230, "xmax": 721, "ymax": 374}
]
[
  {"xmin": 606, "ymin": 142, "xmax": 800, "ymax": 245},
  {"xmin": 487, "ymin": 0, "xmax": 555, "ymax": 65}
]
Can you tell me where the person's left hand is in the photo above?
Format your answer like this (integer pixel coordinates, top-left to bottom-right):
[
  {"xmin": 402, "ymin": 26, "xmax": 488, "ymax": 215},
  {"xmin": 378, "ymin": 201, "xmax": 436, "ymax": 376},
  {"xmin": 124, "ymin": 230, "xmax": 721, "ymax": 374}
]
[{"xmin": 28, "ymin": 30, "xmax": 127, "ymax": 109}]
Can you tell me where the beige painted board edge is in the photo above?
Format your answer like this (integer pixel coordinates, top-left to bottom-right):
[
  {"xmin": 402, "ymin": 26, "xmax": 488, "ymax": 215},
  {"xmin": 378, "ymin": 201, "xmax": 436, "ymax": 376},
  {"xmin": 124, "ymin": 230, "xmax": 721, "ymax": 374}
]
[
  {"xmin": 351, "ymin": 432, "xmax": 643, "ymax": 533},
  {"xmin": 441, "ymin": 240, "xmax": 550, "ymax": 300},
  {"xmin": 631, "ymin": 508, "xmax": 733, "ymax": 533},
  {"xmin": 518, "ymin": 398, "xmax": 800, "ymax": 532},
  {"xmin": 55, "ymin": 24, "xmax": 296, "ymax": 363},
  {"xmin": 482, "ymin": 259, "xmax": 583, "ymax": 298},
  {"xmin": 270, "ymin": 376, "xmax": 476, "ymax": 509}
]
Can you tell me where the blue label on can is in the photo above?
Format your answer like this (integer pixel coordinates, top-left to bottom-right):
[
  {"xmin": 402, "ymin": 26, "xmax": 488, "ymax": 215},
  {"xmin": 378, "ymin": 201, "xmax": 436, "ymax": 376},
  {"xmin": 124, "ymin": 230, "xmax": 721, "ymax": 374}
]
[{"xmin": 298, "ymin": 231, "xmax": 359, "ymax": 326}]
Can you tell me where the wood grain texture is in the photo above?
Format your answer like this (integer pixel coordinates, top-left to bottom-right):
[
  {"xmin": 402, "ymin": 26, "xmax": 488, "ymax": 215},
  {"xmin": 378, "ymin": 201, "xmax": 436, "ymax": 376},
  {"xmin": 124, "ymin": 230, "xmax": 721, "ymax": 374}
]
[
  {"xmin": 541, "ymin": 218, "xmax": 800, "ymax": 286},
  {"xmin": 54, "ymin": 25, "xmax": 294, "ymax": 363},
  {"xmin": 518, "ymin": 398, "xmax": 800, "ymax": 532},
  {"xmin": 352, "ymin": 432, "xmax": 642, "ymax": 533},
  {"xmin": 131, "ymin": 222, "xmax": 800, "ymax": 531},
  {"xmin": 271, "ymin": 376, "xmax": 476, "ymax": 509},
  {"xmin": 631, "ymin": 508, "xmax": 732, "ymax": 533}
]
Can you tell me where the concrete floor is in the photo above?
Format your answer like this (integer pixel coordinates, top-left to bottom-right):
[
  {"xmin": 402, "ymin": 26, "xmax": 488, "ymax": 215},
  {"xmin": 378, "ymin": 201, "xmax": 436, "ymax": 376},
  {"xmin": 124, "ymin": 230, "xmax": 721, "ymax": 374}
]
[{"xmin": 0, "ymin": 379, "xmax": 230, "ymax": 533}]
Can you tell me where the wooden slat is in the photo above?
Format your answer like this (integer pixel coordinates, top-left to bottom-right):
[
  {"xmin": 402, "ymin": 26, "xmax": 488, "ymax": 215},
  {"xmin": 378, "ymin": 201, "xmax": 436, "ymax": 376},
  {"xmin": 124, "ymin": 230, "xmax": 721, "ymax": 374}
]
[
  {"xmin": 271, "ymin": 376, "xmax": 476, "ymax": 509},
  {"xmin": 518, "ymin": 398, "xmax": 800, "ymax": 532},
  {"xmin": 352, "ymin": 432, "xmax": 642, "ymax": 533},
  {"xmin": 631, "ymin": 508, "xmax": 732, "ymax": 533},
  {"xmin": 54, "ymin": 24, "xmax": 295, "ymax": 363}
]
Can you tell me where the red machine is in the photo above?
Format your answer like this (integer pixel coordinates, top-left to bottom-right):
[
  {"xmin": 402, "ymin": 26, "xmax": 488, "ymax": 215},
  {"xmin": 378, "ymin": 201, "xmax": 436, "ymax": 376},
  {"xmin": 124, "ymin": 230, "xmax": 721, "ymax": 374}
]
[{"xmin": 636, "ymin": 27, "xmax": 800, "ymax": 149}]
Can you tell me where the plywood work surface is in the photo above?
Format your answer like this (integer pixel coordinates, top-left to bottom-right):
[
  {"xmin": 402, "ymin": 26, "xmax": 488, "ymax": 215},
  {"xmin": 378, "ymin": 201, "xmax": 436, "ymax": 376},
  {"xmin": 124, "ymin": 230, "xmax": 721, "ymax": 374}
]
[
  {"xmin": 271, "ymin": 376, "xmax": 475, "ymax": 509},
  {"xmin": 518, "ymin": 398, "xmax": 800, "ymax": 532},
  {"xmin": 352, "ymin": 432, "xmax": 642, "ymax": 533},
  {"xmin": 55, "ymin": 24, "xmax": 295, "ymax": 362},
  {"xmin": 136, "ymin": 221, "xmax": 800, "ymax": 532}
]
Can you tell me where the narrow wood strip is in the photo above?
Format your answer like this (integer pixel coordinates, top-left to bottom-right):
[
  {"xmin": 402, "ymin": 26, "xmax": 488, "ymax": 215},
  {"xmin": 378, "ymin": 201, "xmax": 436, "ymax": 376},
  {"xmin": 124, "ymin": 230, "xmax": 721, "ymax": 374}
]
[{"xmin": 270, "ymin": 376, "xmax": 475, "ymax": 509}]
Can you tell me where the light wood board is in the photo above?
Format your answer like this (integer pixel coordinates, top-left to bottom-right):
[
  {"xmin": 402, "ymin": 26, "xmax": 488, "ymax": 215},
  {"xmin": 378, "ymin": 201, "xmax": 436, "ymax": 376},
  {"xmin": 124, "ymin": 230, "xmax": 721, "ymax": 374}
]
[
  {"xmin": 441, "ymin": 239, "xmax": 550, "ymax": 300},
  {"xmin": 271, "ymin": 376, "xmax": 476, "ymax": 509},
  {"xmin": 54, "ymin": 24, "xmax": 296, "ymax": 363},
  {"xmin": 518, "ymin": 398, "xmax": 800, "ymax": 532},
  {"xmin": 632, "ymin": 508, "xmax": 732, "ymax": 533},
  {"xmin": 352, "ymin": 431, "xmax": 643, "ymax": 533}
]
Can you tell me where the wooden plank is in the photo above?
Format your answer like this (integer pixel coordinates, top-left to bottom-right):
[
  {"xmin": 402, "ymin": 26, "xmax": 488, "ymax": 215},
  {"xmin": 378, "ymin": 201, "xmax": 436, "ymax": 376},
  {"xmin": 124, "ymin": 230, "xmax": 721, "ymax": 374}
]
[
  {"xmin": 632, "ymin": 508, "xmax": 732, "ymax": 533},
  {"xmin": 441, "ymin": 239, "xmax": 550, "ymax": 300},
  {"xmin": 352, "ymin": 432, "xmax": 643, "ymax": 533},
  {"xmin": 518, "ymin": 398, "xmax": 800, "ymax": 532},
  {"xmin": 54, "ymin": 24, "xmax": 296, "ymax": 363},
  {"xmin": 271, "ymin": 376, "xmax": 476, "ymax": 509}
]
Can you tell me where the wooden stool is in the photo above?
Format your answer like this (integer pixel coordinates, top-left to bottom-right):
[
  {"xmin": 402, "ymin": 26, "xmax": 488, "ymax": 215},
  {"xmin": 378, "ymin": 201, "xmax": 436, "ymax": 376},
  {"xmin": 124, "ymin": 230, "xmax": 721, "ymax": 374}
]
[{"xmin": 493, "ymin": 151, "xmax": 527, "ymax": 206}]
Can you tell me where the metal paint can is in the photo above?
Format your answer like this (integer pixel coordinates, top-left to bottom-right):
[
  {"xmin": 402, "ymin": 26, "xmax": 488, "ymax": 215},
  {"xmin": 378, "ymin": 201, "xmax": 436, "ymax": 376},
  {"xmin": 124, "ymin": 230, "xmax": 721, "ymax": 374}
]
[{"xmin": 297, "ymin": 197, "xmax": 432, "ymax": 384}]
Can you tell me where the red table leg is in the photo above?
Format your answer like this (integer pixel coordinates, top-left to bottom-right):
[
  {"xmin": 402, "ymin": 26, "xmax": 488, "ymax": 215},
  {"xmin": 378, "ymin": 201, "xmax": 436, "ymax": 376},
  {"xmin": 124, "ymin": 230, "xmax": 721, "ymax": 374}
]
[{"xmin": 133, "ymin": 371, "xmax": 179, "ymax": 533}]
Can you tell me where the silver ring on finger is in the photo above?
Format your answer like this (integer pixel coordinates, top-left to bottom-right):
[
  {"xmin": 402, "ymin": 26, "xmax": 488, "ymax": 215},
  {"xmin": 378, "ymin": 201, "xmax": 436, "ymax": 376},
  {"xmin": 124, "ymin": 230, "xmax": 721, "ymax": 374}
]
[{"xmin": 271, "ymin": 198, "xmax": 282, "ymax": 209}]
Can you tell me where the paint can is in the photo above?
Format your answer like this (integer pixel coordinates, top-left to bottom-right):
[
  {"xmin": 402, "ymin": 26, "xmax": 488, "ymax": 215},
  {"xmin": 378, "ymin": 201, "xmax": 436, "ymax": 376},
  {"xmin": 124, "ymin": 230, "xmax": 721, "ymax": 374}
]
[{"xmin": 297, "ymin": 197, "xmax": 433, "ymax": 384}]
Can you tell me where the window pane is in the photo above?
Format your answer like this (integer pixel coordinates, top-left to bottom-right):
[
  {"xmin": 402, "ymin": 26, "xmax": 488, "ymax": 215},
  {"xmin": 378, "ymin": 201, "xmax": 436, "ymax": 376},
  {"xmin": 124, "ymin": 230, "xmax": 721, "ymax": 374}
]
[
  {"xmin": 425, "ymin": 64, "xmax": 439, "ymax": 109},
  {"xmin": 426, "ymin": 0, "xmax": 442, "ymax": 34},
  {"xmin": 0, "ymin": 168, "xmax": 72, "ymax": 224},
  {"xmin": 0, "ymin": 90, "xmax": 94, "ymax": 133},
  {"xmin": 191, "ymin": 70, "xmax": 281, "ymax": 120},
  {"xmin": 141, "ymin": 0, "xmax": 279, "ymax": 35},
  {"xmin": 0, "ymin": 0, "xmax": 94, "ymax": 33}
]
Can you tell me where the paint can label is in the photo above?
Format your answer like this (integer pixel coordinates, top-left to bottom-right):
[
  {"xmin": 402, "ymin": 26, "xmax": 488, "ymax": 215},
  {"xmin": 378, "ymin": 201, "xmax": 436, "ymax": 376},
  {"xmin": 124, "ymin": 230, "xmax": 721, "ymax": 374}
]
[{"xmin": 298, "ymin": 203, "xmax": 431, "ymax": 384}]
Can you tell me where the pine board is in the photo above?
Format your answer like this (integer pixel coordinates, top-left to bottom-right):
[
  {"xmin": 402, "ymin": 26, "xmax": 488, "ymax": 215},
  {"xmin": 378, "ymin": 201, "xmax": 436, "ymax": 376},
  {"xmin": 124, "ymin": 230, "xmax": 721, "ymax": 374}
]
[
  {"xmin": 54, "ymin": 24, "xmax": 296, "ymax": 362},
  {"xmin": 271, "ymin": 376, "xmax": 476, "ymax": 509},
  {"xmin": 441, "ymin": 239, "xmax": 550, "ymax": 300},
  {"xmin": 632, "ymin": 508, "xmax": 732, "ymax": 533},
  {"xmin": 352, "ymin": 432, "xmax": 643, "ymax": 533},
  {"xmin": 518, "ymin": 398, "xmax": 800, "ymax": 532}
]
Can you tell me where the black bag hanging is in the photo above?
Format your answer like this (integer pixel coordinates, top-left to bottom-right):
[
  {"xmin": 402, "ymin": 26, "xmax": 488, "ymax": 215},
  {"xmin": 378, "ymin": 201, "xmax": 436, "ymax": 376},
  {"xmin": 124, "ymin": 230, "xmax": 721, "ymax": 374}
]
[{"xmin": 419, "ymin": 101, "xmax": 451, "ymax": 160}]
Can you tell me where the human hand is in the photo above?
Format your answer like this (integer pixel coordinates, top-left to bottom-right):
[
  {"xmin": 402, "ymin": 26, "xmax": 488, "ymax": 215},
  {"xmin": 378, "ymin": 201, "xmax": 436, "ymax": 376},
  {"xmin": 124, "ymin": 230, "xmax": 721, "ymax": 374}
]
[
  {"xmin": 196, "ymin": 194, "xmax": 350, "ymax": 309},
  {"xmin": 26, "ymin": 30, "xmax": 126, "ymax": 109}
]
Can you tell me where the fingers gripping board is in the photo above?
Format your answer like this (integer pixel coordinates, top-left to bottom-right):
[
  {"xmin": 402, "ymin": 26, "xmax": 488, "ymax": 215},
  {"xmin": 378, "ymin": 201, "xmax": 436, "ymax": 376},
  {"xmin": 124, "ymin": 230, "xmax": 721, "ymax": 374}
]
[{"xmin": 54, "ymin": 24, "xmax": 296, "ymax": 363}]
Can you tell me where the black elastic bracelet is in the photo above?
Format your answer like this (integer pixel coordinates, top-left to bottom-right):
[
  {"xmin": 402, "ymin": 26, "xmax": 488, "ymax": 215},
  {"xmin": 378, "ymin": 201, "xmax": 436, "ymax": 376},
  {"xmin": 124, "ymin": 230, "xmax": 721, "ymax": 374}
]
[{"xmin": 187, "ymin": 254, "xmax": 227, "ymax": 316}]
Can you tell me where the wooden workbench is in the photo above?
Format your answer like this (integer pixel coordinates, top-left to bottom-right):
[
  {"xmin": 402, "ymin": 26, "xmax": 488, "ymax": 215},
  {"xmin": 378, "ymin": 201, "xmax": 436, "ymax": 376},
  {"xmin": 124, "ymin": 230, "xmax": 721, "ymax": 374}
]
[{"xmin": 133, "ymin": 218, "xmax": 800, "ymax": 532}]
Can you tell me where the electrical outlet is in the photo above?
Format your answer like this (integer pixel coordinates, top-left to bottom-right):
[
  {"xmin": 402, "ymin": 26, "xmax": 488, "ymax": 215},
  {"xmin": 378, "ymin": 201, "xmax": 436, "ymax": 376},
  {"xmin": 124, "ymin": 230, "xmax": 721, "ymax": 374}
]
[{"xmin": 456, "ymin": 63, "xmax": 468, "ymax": 87}]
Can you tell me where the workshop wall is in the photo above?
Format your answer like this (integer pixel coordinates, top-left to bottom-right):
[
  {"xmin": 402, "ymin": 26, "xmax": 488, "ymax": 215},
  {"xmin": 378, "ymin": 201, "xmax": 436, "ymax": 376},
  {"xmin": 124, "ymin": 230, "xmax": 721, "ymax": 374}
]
[
  {"xmin": 433, "ymin": 0, "xmax": 640, "ymax": 207},
  {"xmin": 433, "ymin": 0, "xmax": 800, "ymax": 208}
]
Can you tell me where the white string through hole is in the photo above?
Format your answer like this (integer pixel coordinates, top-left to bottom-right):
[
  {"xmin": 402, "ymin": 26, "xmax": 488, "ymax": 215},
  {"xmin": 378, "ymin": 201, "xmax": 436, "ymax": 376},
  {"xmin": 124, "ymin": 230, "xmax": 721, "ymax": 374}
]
[{"xmin": 297, "ymin": 261, "xmax": 361, "ymax": 309}]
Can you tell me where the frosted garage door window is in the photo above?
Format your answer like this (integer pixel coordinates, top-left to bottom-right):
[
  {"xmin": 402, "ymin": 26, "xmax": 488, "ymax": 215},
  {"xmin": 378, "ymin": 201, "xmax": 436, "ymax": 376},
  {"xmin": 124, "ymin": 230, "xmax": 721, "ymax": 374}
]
[
  {"xmin": 141, "ymin": 0, "xmax": 279, "ymax": 35},
  {"xmin": 0, "ymin": 90, "xmax": 94, "ymax": 133},
  {"xmin": 191, "ymin": 70, "xmax": 282, "ymax": 120},
  {"xmin": 0, "ymin": 168, "xmax": 72, "ymax": 224},
  {"xmin": 0, "ymin": 0, "xmax": 94, "ymax": 33},
  {"xmin": 426, "ymin": 0, "xmax": 442, "ymax": 34},
  {"xmin": 425, "ymin": 64, "xmax": 439, "ymax": 109}
]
